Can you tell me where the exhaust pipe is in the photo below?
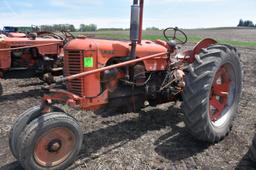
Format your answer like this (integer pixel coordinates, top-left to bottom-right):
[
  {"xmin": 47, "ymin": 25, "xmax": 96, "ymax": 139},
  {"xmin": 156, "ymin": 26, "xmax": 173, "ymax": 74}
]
[
  {"xmin": 130, "ymin": 0, "xmax": 140, "ymax": 60},
  {"xmin": 130, "ymin": 0, "xmax": 144, "ymax": 60},
  {"xmin": 127, "ymin": 0, "xmax": 144, "ymax": 80},
  {"xmin": 130, "ymin": 0, "xmax": 140, "ymax": 42}
]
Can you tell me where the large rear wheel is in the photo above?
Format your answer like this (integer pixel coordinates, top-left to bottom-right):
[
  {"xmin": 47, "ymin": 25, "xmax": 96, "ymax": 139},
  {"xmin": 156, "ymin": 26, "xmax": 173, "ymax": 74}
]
[
  {"xmin": 17, "ymin": 112, "xmax": 83, "ymax": 170},
  {"xmin": 182, "ymin": 44, "xmax": 242, "ymax": 142}
]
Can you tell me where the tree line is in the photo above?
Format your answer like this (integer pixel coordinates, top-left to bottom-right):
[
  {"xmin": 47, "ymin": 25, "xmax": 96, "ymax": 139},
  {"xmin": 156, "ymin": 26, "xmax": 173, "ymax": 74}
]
[
  {"xmin": 37, "ymin": 24, "xmax": 162, "ymax": 32},
  {"xmin": 238, "ymin": 19, "xmax": 256, "ymax": 27},
  {"xmin": 10, "ymin": 20, "xmax": 256, "ymax": 33},
  {"xmin": 39, "ymin": 24, "xmax": 97, "ymax": 32}
]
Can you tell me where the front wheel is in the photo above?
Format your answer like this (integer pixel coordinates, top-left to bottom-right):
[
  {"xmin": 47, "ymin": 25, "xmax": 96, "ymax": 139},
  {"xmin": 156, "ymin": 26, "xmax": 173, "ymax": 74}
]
[
  {"xmin": 9, "ymin": 105, "xmax": 64, "ymax": 159},
  {"xmin": 17, "ymin": 112, "xmax": 83, "ymax": 170},
  {"xmin": 182, "ymin": 44, "xmax": 242, "ymax": 142}
]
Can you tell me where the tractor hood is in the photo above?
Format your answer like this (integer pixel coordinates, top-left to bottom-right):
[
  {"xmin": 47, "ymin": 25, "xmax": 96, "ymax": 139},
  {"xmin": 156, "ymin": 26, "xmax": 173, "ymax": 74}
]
[
  {"xmin": 65, "ymin": 38, "xmax": 168, "ymax": 58},
  {"xmin": 8, "ymin": 32, "xmax": 27, "ymax": 38},
  {"xmin": 2, "ymin": 36, "xmax": 63, "ymax": 46}
]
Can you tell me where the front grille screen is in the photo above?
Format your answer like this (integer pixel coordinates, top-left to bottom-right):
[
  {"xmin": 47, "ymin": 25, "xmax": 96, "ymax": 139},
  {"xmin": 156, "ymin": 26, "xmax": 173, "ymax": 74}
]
[{"xmin": 64, "ymin": 50, "xmax": 83, "ymax": 96}]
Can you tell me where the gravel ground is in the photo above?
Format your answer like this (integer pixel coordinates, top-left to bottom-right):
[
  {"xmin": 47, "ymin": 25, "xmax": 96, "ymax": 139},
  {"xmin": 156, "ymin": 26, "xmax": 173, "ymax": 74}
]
[{"xmin": 0, "ymin": 45, "xmax": 255, "ymax": 170}]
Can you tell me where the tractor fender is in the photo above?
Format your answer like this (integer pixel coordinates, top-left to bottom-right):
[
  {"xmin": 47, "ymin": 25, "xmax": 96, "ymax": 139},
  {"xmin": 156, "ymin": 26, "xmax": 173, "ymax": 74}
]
[{"xmin": 189, "ymin": 38, "xmax": 217, "ymax": 63}]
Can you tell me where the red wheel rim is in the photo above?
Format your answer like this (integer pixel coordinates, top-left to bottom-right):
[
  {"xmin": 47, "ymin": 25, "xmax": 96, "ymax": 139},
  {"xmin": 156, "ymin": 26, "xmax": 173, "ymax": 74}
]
[
  {"xmin": 209, "ymin": 64, "xmax": 234, "ymax": 125},
  {"xmin": 34, "ymin": 127, "xmax": 75, "ymax": 167}
]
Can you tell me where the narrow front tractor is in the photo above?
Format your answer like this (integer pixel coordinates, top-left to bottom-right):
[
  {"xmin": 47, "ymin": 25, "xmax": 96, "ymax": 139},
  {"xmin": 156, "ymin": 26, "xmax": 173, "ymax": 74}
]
[{"xmin": 9, "ymin": 0, "xmax": 243, "ymax": 169}]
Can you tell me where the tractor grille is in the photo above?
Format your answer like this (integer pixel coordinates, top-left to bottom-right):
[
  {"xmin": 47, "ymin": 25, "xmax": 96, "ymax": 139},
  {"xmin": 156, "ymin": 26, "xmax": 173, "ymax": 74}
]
[{"xmin": 65, "ymin": 50, "xmax": 83, "ymax": 96}]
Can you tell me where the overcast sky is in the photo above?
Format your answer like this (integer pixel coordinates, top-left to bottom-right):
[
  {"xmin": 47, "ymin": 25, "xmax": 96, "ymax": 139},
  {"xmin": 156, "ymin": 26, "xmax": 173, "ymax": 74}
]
[{"xmin": 0, "ymin": 0, "xmax": 255, "ymax": 29}]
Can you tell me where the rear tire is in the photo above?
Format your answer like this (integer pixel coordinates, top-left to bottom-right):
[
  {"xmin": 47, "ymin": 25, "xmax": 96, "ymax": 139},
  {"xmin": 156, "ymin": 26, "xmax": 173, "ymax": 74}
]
[
  {"xmin": 17, "ymin": 112, "xmax": 83, "ymax": 170},
  {"xmin": 182, "ymin": 44, "xmax": 242, "ymax": 142},
  {"xmin": 9, "ymin": 106, "xmax": 64, "ymax": 159}
]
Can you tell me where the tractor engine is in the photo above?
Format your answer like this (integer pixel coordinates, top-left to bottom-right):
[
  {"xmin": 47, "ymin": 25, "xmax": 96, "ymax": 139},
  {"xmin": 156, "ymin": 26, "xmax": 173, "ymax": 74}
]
[
  {"xmin": 64, "ymin": 38, "xmax": 185, "ymax": 112},
  {"xmin": 11, "ymin": 48, "xmax": 38, "ymax": 68}
]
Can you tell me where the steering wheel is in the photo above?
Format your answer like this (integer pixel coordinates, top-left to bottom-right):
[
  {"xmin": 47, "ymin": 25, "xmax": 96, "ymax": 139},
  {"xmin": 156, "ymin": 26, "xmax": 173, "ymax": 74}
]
[
  {"xmin": 163, "ymin": 27, "xmax": 188, "ymax": 45},
  {"xmin": 61, "ymin": 30, "xmax": 75, "ymax": 40},
  {"xmin": 37, "ymin": 31, "xmax": 75, "ymax": 45},
  {"xmin": 59, "ymin": 31, "xmax": 75, "ymax": 44},
  {"xmin": 37, "ymin": 31, "xmax": 65, "ymax": 41}
]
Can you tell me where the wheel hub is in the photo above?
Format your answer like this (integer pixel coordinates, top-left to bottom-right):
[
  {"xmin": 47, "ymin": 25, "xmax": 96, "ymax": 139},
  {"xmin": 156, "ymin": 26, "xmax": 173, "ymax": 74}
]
[
  {"xmin": 34, "ymin": 127, "xmax": 75, "ymax": 167},
  {"xmin": 47, "ymin": 139, "xmax": 62, "ymax": 152},
  {"xmin": 209, "ymin": 64, "xmax": 235, "ymax": 126}
]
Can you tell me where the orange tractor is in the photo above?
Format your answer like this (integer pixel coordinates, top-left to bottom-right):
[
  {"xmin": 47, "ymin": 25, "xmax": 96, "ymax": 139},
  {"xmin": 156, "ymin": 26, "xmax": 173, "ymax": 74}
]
[
  {"xmin": 0, "ymin": 31, "xmax": 75, "ymax": 95},
  {"xmin": 9, "ymin": 0, "xmax": 243, "ymax": 169}
]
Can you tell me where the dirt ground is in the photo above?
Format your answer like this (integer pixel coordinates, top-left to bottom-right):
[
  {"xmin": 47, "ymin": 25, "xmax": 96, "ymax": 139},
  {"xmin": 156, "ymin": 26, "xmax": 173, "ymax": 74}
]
[
  {"xmin": 185, "ymin": 28, "xmax": 256, "ymax": 42},
  {"xmin": 91, "ymin": 28, "xmax": 256, "ymax": 42},
  {"xmin": 0, "ymin": 44, "xmax": 255, "ymax": 170}
]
